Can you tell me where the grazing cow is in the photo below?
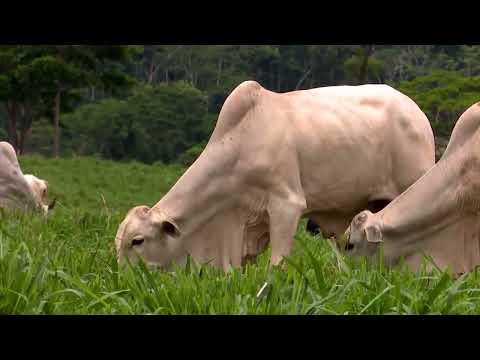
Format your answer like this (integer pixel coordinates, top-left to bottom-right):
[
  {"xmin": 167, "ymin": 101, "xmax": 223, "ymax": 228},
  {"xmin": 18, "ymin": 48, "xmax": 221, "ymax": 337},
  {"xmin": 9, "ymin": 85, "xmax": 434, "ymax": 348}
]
[
  {"xmin": 115, "ymin": 81, "xmax": 435, "ymax": 272},
  {"xmin": 0, "ymin": 142, "xmax": 55, "ymax": 215},
  {"xmin": 344, "ymin": 102, "xmax": 480, "ymax": 275}
]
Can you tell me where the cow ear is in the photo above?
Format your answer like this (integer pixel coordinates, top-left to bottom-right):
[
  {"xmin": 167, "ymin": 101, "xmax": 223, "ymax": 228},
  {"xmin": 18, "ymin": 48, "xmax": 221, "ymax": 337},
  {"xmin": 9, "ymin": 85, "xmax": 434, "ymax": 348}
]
[
  {"xmin": 364, "ymin": 224, "xmax": 383, "ymax": 243},
  {"xmin": 161, "ymin": 221, "xmax": 181, "ymax": 238},
  {"xmin": 150, "ymin": 210, "xmax": 181, "ymax": 238}
]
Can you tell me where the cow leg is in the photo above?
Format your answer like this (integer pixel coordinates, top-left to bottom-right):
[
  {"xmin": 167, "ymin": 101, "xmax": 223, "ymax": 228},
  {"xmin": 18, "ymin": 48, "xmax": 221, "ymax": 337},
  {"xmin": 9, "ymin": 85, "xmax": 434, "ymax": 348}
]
[{"xmin": 268, "ymin": 197, "xmax": 305, "ymax": 268}]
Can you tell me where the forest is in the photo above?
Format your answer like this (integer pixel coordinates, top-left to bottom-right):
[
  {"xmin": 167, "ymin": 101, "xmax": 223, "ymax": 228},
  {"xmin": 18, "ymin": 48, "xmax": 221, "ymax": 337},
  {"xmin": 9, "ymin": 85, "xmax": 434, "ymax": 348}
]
[{"xmin": 2, "ymin": 45, "xmax": 480, "ymax": 165}]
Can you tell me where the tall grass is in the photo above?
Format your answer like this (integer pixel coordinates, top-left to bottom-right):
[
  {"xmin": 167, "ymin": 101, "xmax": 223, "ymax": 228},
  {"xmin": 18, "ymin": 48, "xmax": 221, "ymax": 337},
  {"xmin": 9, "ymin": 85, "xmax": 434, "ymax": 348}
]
[{"xmin": 0, "ymin": 155, "xmax": 478, "ymax": 314}]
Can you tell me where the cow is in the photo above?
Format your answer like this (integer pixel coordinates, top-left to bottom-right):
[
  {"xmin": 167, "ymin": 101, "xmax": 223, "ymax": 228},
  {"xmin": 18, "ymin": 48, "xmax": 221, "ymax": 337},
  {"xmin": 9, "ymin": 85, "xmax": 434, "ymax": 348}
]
[
  {"xmin": 0, "ymin": 141, "xmax": 55, "ymax": 216},
  {"xmin": 344, "ymin": 102, "xmax": 480, "ymax": 275},
  {"xmin": 115, "ymin": 81, "xmax": 435, "ymax": 272}
]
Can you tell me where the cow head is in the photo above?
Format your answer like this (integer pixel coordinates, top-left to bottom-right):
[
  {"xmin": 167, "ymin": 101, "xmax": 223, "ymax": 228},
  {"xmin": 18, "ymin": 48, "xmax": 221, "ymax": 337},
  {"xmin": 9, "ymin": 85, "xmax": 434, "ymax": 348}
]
[
  {"xmin": 115, "ymin": 206, "xmax": 185, "ymax": 269},
  {"xmin": 343, "ymin": 210, "xmax": 384, "ymax": 257},
  {"xmin": 23, "ymin": 174, "xmax": 56, "ymax": 215}
]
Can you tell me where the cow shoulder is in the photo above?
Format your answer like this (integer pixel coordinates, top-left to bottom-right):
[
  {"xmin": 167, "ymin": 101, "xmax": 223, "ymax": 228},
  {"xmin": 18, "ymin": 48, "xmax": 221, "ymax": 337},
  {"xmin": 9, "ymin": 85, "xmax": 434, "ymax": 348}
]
[{"xmin": 209, "ymin": 81, "xmax": 263, "ymax": 143}]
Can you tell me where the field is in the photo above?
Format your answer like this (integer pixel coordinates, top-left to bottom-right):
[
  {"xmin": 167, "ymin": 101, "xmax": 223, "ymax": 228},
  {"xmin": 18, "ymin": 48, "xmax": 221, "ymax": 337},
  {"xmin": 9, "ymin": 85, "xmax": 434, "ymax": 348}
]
[{"xmin": 1, "ymin": 156, "xmax": 480, "ymax": 315}]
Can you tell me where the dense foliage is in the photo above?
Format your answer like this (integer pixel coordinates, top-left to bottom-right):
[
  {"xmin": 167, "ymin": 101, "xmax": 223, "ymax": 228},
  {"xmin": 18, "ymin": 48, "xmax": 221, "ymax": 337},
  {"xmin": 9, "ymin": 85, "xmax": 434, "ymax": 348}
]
[
  {"xmin": 398, "ymin": 70, "xmax": 480, "ymax": 137},
  {"xmin": 2, "ymin": 45, "xmax": 480, "ymax": 163},
  {"xmin": 62, "ymin": 82, "xmax": 214, "ymax": 164},
  {"xmin": 0, "ymin": 45, "xmax": 135, "ymax": 157}
]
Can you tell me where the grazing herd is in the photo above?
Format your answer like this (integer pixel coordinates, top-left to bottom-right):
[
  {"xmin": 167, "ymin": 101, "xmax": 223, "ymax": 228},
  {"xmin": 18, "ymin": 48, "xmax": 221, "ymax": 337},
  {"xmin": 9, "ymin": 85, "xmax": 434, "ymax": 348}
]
[
  {"xmin": 3, "ymin": 80, "xmax": 480, "ymax": 277},
  {"xmin": 115, "ymin": 82, "xmax": 435, "ymax": 271}
]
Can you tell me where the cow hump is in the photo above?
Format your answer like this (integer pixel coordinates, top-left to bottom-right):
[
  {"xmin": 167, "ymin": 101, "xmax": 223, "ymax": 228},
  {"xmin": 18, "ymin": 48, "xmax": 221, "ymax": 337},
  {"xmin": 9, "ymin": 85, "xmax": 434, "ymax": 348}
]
[{"xmin": 209, "ymin": 81, "xmax": 263, "ymax": 143}]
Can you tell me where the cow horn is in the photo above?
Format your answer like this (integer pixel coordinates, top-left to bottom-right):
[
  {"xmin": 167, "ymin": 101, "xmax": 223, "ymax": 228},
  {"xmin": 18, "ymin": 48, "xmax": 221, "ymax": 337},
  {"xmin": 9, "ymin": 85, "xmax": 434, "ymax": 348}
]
[{"xmin": 48, "ymin": 198, "xmax": 57, "ymax": 210}]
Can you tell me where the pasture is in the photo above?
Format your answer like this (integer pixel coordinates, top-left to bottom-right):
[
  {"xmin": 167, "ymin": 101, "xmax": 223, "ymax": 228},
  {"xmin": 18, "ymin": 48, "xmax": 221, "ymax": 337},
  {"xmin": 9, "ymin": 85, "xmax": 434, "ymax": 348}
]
[{"xmin": 1, "ymin": 155, "xmax": 480, "ymax": 315}]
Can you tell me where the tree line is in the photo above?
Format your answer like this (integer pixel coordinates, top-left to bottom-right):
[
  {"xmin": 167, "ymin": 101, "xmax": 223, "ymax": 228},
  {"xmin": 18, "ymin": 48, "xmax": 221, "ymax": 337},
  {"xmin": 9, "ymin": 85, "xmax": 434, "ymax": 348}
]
[{"xmin": 1, "ymin": 45, "xmax": 480, "ymax": 164}]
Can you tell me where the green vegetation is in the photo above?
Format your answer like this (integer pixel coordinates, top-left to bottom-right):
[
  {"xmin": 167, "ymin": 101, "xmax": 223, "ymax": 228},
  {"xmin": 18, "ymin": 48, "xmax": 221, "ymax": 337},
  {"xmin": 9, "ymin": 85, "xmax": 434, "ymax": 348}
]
[
  {"xmin": 0, "ymin": 45, "xmax": 134, "ymax": 157},
  {"xmin": 62, "ymin": 82, "xmax": 214, "ymax": 164},
  {"xmin": 398, "ymin": 70, "xmax": 480, "ymax": 137},
  {"xmin": 1, "ymin": 156, "xmax": 480, "ymax": 315},
  {"xmin": 3, "ymin": 45, "xmax": 480, "ymax": 163}
]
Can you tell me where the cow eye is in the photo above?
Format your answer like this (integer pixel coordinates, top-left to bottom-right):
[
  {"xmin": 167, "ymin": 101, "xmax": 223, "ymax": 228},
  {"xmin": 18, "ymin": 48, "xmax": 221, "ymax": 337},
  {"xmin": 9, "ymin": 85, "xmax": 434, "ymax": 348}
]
[{"xmin": 131, "ymin": 238, "xmax": 144, "ymax": 247}]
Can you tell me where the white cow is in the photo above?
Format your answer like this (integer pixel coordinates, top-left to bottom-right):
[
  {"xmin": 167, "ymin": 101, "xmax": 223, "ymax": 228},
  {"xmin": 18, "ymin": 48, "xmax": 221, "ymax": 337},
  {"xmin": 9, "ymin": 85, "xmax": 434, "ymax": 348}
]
[
  {"xmin": 115, "ymin": 81, "xmax": 435, "ymax": 272},
  {"xmin": 344, "ymin": 102, "xmax": 480, "ymax": 275},
  {"xmin": 0, "ymin": 142, "xmax": 55, "ymax": 215}
]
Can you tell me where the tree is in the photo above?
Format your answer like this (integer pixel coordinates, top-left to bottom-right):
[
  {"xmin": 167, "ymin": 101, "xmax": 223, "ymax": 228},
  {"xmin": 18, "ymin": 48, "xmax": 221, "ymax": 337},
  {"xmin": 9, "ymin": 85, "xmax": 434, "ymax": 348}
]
[
  {"xmin": 0, "ymin": 46, "xmax": 57, "ymax": 154},
  {"xmin": 398, "ymin": 70, "xmax": 480, "ymax": 137},
  {"xmin": 140, "ymin": 45, "xmax": 185, "ymax": 84},
  {"xmin": 13, "ymin": 45, "xmax": 135, "ymax": 157},
  {"xmin": 62, "ymin": 81, "xmax": 214, "ymax": 164},
  {"xmin": 461, "ymin": 45, "xmax": 480, "ymax": 77},
  {"xmin": 343, "ymin": 45, "xmax": 383, "ymax": 84},
  {"xmin": 7, "ymin": 44, "xmax": 480, "ymax": 162},
  {"xmin": 0, "ymin": 45, "xmax": 29, "ymax": 152},
  {"xmin": 373, "ymin": 45, "xmax": 463, "ymax": 84}
]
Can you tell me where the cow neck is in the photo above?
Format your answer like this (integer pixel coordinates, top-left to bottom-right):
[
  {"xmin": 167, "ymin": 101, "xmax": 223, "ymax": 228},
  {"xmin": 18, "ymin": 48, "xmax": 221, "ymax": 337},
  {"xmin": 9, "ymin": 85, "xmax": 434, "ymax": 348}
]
[
  {"xmin": 377, "ymin": 154, "xmax": 464, "ymax": 246},
  {"xmin": 154, "ymin": 141, "xmax": 238, "ymax": 235}
]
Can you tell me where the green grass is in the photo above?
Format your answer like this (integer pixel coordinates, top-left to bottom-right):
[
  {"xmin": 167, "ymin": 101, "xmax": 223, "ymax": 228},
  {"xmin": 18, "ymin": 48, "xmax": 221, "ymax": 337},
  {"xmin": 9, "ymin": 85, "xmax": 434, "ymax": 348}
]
[{"xmin": 1, "ymin": 155, "xmax": 480, "ymax": 314}]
